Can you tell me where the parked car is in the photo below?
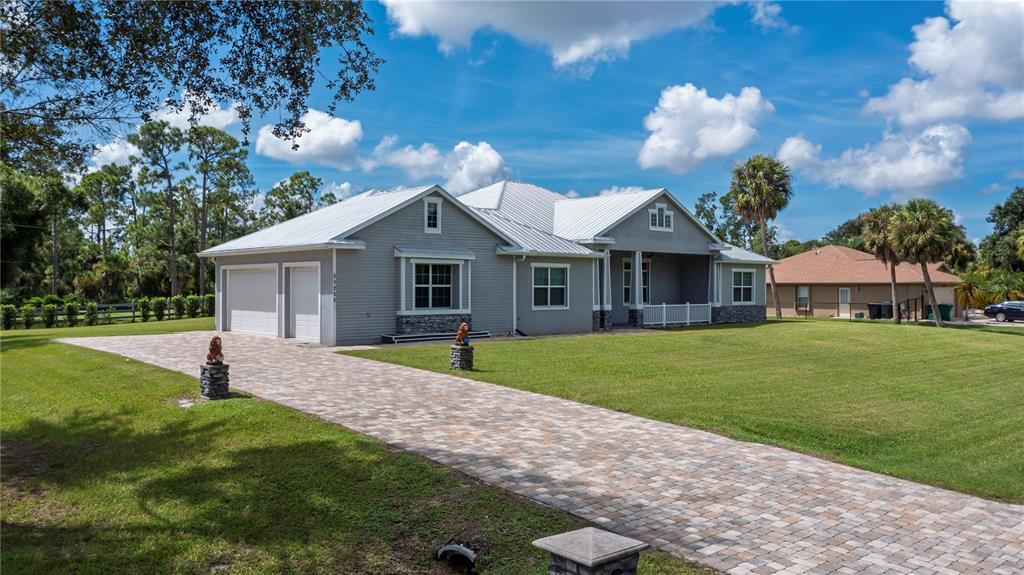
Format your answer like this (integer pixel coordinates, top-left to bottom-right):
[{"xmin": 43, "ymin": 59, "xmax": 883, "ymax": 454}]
[{"xmin": 983, "ymin": 301, "xmax": 1024, "ymax": 322}]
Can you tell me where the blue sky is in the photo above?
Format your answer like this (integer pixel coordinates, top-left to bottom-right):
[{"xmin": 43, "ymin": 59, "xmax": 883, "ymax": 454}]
[{"xmin": 98, "ymin": 1, "xmax": 1024, "ymax": 244}]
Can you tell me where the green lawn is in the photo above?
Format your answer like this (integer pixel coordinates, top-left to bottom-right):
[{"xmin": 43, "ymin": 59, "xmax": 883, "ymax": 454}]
[
  {"xmin": 346, "ymin": 320, "xmax": 1024, "ymax": 503},
  {"xmin": 0, "ymin": 319, "xmax": 707, "ymax": 574}
]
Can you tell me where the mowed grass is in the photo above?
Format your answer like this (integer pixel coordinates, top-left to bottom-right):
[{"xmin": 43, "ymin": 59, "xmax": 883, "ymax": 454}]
[
  {"xmin": 346, "ymin": 320, "xmax": 1024, "ymax": 502},
  {"xmin": 0, "ymin": 320, "xmax": 708, "ymax": 575}
]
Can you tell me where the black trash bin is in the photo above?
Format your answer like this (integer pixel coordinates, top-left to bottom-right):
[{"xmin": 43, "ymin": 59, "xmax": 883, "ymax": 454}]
[
  {"xmin": 878, "ymin": 302, "xmax": 894, "ymax": 319},
  {"xmin": 867, "ymin": 302, "xmax": 881, "ymax": 319}
]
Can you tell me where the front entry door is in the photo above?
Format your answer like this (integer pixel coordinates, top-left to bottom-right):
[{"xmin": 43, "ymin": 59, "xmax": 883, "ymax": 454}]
[{"xmin": 838, "ymin": 287, "xmax": 851, "ymax": 318}]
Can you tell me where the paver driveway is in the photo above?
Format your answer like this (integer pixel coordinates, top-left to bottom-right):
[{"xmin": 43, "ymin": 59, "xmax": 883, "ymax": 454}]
[{"xmin": 61, "ymin": 331, "xmax": 1024, "ymax": 575}]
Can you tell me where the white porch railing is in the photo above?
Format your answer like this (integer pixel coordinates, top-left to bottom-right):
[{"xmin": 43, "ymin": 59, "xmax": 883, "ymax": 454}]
[{"xmin": 643, "ymin": 303, "xmax": 712, "ymax": 326}]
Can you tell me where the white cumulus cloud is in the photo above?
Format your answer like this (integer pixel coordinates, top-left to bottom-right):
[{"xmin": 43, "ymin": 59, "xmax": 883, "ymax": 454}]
[
  {"xmin": 255, "ymin": 109, "xmax": 363, "ymax": 170},
  {"xmin": 863, "ymin": 0, "xmax": 1024, "ymax": 126},
  {"xmin": 638, "ymin": 83, "xmax": 774, "ymax": 173},
  {"xmin": 151, "ymin": 93, "xmax": 240, "ymax": 130},
  {"xmin": 90, "ymin": 138, "xmax": 139, "ymax": 168},
  {"xmin": 367, "ymin": 136, "xmax": 508, "ymax": 195},
  {"xmin": 750, "ymin": 2, "xmax": 798, "ymax": 32},
  {"xmin": 321, "ymin": 181, "xmax": 357, "ymax": 202},
  {"xmin": 381, "ymin": 1, "xmax": 719, "ymax": 69},
  {"xmin": 778, "ymin": 124, "xmax": 972, "ymax": 199},
  {"xmin": 599, "ymin": 185, "xmax": 648, "ymax": 196}
]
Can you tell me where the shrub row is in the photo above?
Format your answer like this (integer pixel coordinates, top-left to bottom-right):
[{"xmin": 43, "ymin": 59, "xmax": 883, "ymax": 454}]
[{"xmin": 1, "ymin": 294, "xmax": 217, "ymax": 329}]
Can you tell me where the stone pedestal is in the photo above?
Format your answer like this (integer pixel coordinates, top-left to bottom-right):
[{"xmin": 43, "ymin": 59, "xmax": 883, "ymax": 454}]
[
  {"xmin": 450, "ymin": 345, "xmax": 474, "ymax": 370},
  {"xmin": 591, "ymin": 309, "xmax": 612, "ymax": 331},
  {"xmin": 533, "ymin": 527, "xmax": 649, "ymax": 575},
  {"xmin": 628, "ymin": 307, "xmax": 644, "ymax": 327},
  {"xmin": 199, "ymin": 363, "xmax": 230, "ymax": 399}
]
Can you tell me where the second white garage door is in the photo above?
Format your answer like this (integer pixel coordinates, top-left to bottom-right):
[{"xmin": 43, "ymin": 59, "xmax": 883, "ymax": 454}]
[
  {"xmin": 288, "ymin": 266, "xmax": 320, "ymax": 342},
  {"xmin": 227, "ymin": 267, "xmax": 278, "ymax": 336}
]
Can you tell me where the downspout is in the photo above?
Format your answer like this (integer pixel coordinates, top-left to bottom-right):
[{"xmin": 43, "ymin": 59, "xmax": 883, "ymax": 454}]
[{"xmin": 512, "ymin": 256, "xmax": 526, "ymax": 334}]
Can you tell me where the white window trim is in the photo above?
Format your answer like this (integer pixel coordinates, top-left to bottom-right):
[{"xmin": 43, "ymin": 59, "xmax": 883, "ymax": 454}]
[
  {"xmin": 796, "ymin": 285, "xmax": 810, "ymax": 310},
  {"xmin": 424, "ymin": 197, "xmax": 442, "ymax": 234},
  {"xmin": 648, "ymin": 202, "xmax": 674, "ymax": 232},
  {"xmin": 413, "ymin": 261, "xmax": 455, "ymax": 310},
  {"xmin": 531, "ymin": 263, "xmax": 570, "ymax": 311},
  {"xmin": 732, "ymin": 268, "xmax": 755, "ymax": 305},
  {"xmin": 622, "ymin": 257, "xmax": 651, "ymax": 305}
]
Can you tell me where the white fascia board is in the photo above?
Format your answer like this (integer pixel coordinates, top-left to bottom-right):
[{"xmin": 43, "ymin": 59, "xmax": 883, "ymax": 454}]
[
  {"xmin": 197, "ymin": 240, "xmax": 365, "ymax": 258},
  {"xmin": 496, "ymin": 247, "xmax": 602, "ymax": 259}
]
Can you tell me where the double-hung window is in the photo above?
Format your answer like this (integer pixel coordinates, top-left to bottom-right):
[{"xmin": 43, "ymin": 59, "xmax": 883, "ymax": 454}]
[
  {"xmin": 796, "ymin": 285, "xmax": 809, "ymax": 310},
  {"xmin": 414, "ymin": 263, "xmax": 452, "ymax": 309},
  {"xmin": 622, "ymin": 259, "xmax": 650, "ymax": 304},
  {"xmin": 733, "ymin": 269, "xmax": 754, "ymax": 304},
  {"xmin": 533, "ymin": 265, "xmax": 568, "ymax": 309},
  {"xmin": 648, "ymin": 203, "xmax": 674, "ymax": 232},
  {"xmin": 424, "ymin": 198, "xmax": 441, "ymax": 234}
]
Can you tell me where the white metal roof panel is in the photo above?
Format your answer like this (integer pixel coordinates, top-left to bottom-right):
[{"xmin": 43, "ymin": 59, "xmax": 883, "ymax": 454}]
[
  {"xmin": 201, "ymin": 185, "xmax": 434, "ymax": 255},
  {"xmin": 459, "ymin": 180, "xmax": 565, "ymax": 233},
  {"xmin": 472, "ymin": 210, "xmax": 594, "ymax": 256},
  {"xmin": 716, "ymin": 243, "xmax": 777, "ymax": 264},
  {"xmin": 552, "ymin": 188, "xmax": 666, "ymax": 240}
]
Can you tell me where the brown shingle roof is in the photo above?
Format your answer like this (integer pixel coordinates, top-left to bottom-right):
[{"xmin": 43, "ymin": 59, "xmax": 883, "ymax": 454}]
[{"xmin": 770, "ymin": 245, "xmax": 961, "ymax": 285}]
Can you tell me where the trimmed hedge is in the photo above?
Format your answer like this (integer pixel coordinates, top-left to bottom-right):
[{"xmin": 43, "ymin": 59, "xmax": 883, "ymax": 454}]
[
  {"xmin": 203, "ymin": 293, "xmax": 216, "ymax": 317},
  {"xmin": 171, "ymin": 295, "xmax": 186, "ymax": 320},
  {"xmin": 186, "ymin": 295, "xmax": 202, "ymax": 318},
  {"xmin": 153, "ymin": 297, "xmax": 167, "ymax": 321},
  {"xmin": 139, "ymin": 297, "xmax": 151, "ymax": 322},
  {"xmin": 2, "ymin": 305, "xmax": 16, "ymax": 330},
  {"xmin": 64, "ymin": 302, "xmax": 79, "ymax": 327},
  {"xmin": 20, "ymin": 305, "xmax": 36, "ymax": 329},
  {"xmin": 84, "ymin": 302, "xmax": 99, "ymax": 326},
  {"xmin": 41, "ymin": 304, "xmax": 58, "ymax": 328}
]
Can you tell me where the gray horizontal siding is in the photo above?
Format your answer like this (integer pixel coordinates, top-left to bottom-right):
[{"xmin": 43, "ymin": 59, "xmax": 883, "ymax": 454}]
[
  {"xmin": 605, "ymin": 199, "xmax": 715, "ymax": 254},
  {"xmin": 336, "ymin": 192, "xmax": 514, "ymax": 344},
  {"xmin": 719, "ymin": 263, "xmax": 766, "ymax": 306},
  {"xmin": 515, "ymin": 256, "xmax": 594, "ymax": 336}
]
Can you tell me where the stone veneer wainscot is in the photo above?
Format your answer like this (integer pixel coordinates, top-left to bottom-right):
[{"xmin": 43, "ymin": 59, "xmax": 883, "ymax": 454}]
[
  {"xmin": 712, "ymin": 305, "xmax": 765, "ymax": 324},
  {"xmin": 396, "ymin": 313, "xmax": 471, "ymax": 335}
]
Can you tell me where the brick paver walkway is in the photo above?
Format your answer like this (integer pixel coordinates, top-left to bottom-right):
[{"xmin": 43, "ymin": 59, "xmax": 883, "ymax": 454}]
[{"xmin": 61, "ymin": 332, "xmax": 1024, "ymax": 575}]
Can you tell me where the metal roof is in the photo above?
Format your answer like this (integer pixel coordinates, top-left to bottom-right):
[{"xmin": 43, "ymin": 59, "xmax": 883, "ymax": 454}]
[
  {"xmin": 716, "ymin": 243, "xmax": 778, "ymax": 265},
  {"xmin": 472, "ymin": 209, "xmax": 595, "ymax": 256},
  {"xmin": 458, "ymin": 180, "xmax": 564, "ymax": 233},
  {"xmin": 200, "ymin": 185, "xmax": 437, "ymax": 255},
  {"xmin": 552, "ymin": 188, "xmax": 666, "ymax": 240}
]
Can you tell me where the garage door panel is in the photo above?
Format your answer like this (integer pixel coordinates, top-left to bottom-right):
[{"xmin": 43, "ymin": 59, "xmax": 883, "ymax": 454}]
[
  {"xmin": 289, "ymin": 267, "xmax": 320, "ymax": 342},
  {"xmin": 227, "ymin": 268, "xmax": 278, "ymax": 336}
]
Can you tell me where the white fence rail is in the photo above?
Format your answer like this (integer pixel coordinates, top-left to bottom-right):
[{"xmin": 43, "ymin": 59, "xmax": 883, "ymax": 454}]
[{"xmin": 643, "ymin": 303, "xmax": 712, "ymax": 326}]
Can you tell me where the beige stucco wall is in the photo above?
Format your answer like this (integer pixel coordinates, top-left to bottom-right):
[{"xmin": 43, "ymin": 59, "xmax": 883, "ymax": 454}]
[{"xmin": 767, "ymin": 283, "xmax": 958, "ymax": 318}]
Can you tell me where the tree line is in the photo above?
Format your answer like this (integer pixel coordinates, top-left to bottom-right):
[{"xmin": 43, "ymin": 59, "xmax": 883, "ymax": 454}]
[
  {"xmin": 700, "ymin": 155, "xmax": 1024, "ymax": 326},
  {"xmin": 1, "ymin": 122, "xmax": 342, "ymax": 303}
]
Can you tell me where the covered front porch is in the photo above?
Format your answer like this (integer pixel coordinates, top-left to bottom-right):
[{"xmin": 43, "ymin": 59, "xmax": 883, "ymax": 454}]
[{"xmin": 596, "ymin": 250, "xmax": 714, "ymax": 328}]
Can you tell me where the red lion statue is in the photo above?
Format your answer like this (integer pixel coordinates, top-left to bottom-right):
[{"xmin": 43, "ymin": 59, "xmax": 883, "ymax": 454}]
[
  {"xmin": 206, "ymin": 336, "xmax": 224, "ymax": 364},
  {"xmin": 455, "ymin": 322, "xmax": 470, "ymax": 346}
]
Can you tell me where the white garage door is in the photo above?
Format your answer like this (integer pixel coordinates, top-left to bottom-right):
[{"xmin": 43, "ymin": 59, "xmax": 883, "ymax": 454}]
[
  {"xmin": 288, "ymin": 267, "xmax": 320, "ymax": 342},
  {"xmin": 227, "ymin": 268, "xmax": 278, "ymax": 336}
]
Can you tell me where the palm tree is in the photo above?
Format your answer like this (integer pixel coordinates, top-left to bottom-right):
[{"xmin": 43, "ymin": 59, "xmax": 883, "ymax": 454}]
[
  {"xmin": 730, "ymin": 155, "xmax": 793, "ymax": 319},
  {"xmin": 890, "ymin": 199, "xmax": 962, "ymax": 327},
  {"xmin": 861, "ymin": 204, "xmax": 903, "ymax": 324}
]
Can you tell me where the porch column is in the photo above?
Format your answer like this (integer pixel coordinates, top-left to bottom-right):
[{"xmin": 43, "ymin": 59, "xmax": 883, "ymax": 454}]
[
  {"xmin": 630, "ymin": 250, "xmax": 643, "ymax": 326},
  {"xmin": 602, "ymin": 250, "xmax": 611, "ymax": 310}
]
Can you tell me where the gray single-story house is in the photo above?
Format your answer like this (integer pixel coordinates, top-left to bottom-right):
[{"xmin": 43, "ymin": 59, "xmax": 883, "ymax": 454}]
[{"xmin": 199, "ymin": 181, "xmax": 774, "ymax": 345}]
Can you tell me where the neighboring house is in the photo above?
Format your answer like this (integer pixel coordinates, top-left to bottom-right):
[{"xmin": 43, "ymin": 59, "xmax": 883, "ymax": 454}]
[
  {"xmin": 199, "ymin": 181, "xmax": 774, "ymax": 345},
  {"xmin": 767, "ymin": 245, "xmax": 961, "ymax": 319}
]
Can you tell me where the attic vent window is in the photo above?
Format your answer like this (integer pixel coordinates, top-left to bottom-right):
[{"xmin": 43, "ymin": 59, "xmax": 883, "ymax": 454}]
[
  {"xmin": 648, "ymin": 203, "xmax": 673, "ymax": 232},
  {"xmin": 424, "ymin": 197, "xmax": 442, "ymax": 234}
]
